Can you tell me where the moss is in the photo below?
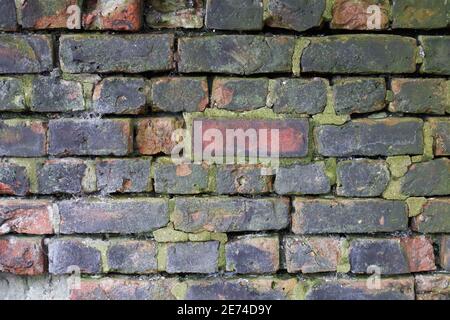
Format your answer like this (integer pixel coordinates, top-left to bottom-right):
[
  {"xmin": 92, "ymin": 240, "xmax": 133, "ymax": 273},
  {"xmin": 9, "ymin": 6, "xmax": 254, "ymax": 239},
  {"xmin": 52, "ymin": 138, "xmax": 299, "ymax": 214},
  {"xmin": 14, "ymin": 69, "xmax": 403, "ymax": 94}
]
[
  {"xmin": 157, "ymin": 243, "xmax": 168, "ymax": 272},
  {"xmin": 382, "ymin": 179, "xmax": 407, "ymax": 200},
  {"xmin": 171, "ymin": 282, "xmax": 188, "ymax": 300},
  {"xmin": 446, "ymin": 80, "xmax": 450, "ymax": 114},
  {"xmin": 292, "ymin": 38, "xmax": 311, "ymax": 76},
  {"xmin": 188, "ymin": 231, "xmax": 211, "ymax": 242},
  {"xmin": 337, "ymin": 238, "xmax": 350, "ymax": 273},
  {"xmin": 211, "ymin": 232, "xmax": 228, "ymax": 243},
  {"xmin": 312, "ymin": 99, "xmax": 350, "ymax": 125},
  {"xmin": 406, "ymin": 197, "xmax": 427, "ymax": 217},
  {"xmin": 9, "ymin": 158, "xmax": 39, "ymax": 193},
  {"xmin": 324, "ymin": 158, "xmax": 337, "ymax": 186},
  {"xmin": 291, "ymin": 278, "xmax": 322, "ymax": 300},
  {"xmin": 323, "ymin": 0, "xmax": 335, "ymax": 21},
  {"xmin": 386, "ymin": 156, "xmax": 412, "ymax": 178},
  {"xmin": 422, "ymin": 121, "xmax": 434, "ymax": 161},
  {"xmin": 153, "ymin": 223, "xmax": 188, "ymax": 242}
]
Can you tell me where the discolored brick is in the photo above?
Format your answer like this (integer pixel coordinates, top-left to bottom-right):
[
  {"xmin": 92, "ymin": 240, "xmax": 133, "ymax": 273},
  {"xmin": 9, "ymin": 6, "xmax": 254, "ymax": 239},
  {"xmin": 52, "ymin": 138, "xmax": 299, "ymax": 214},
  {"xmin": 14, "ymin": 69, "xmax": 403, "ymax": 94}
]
[
  {"xmin": 400, "ymin": 159, "xmax": 450, "ymax": 196},
  {"xmin": 412, "ymin": 198, "xmax": 450, "ymax": 233},
  {"xmin": 416, "ymin": 274, "xmax": 450, "ymax": 300},
  {"xmin": 206, "ymin": 0, "xmax": 263, "ymax": 30},
  {"xmin": 429, "ymin": 118, "xmax": 450, "ymax": 156},
  {"xmin": 0, "ymin": 236, "xmax": 45, "ymax": 275},
  {"xmin": 19, "ymin": 0, "xmax": 82, "ymax": 29},
  {"xmin": 216, "ymin": 164, "xmax": 272, "ymax": 194},
  {"xmin": 0, "ymin": 77, "xmax": 25, "ymax": 111},
  {"xmin": 392, "ymin": 0, "xmax": 448, "ymax": 29},
  {"xmin": 166, "ymin": 241, "xmax": 219, "ymax": 274},
  {"xmin": 0, "ymin": 0, "xmax": 17, "ymax": 30},
  {"xmin": 135, "ymin": 117, "xmax": 184, "ymax": 155},
  {"xmin": 0, "ymin": 162, "xmax": 30, "ymax": 196},
  {"xmin": 0, "ymin": 120, "xmax": 47, "ymax": 157},
  {"xmin": 146, "ymin": 0, "xmax": 204, "ymax": 29},
  {"xmin": 331, "ymin": 0, "xmax": 390, "ymax": 30},
  {"xmin": 420, "ymin": 36, "xmax": 450, "ymax": 75},
  {"xmin": 83, "ymin": 0, "xmax": 143, "ymax": 31},
  {"xmin": 107, "ymin": 240, "xmax": 157, "ymax": 274}
]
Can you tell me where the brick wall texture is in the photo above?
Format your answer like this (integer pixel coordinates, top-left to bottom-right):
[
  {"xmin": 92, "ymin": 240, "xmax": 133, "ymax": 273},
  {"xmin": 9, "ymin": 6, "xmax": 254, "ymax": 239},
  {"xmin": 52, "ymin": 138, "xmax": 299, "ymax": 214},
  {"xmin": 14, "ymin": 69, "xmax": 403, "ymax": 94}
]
[{"xmin": 0, "ymin": 0, "xmax": 449, "ymax": 300}]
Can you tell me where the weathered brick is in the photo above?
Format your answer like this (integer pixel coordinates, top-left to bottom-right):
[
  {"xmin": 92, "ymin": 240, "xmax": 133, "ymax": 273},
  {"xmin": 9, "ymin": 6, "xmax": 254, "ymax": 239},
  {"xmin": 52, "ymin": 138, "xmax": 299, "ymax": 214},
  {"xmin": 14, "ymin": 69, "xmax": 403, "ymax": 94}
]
[
  {"xmin": 420, "ymin": 36, "xmax": 450, "ymax": 75},
  {"xmin": 315, "ymin": 118, "xmax": 424, "ymax": 157},
  {"xmin": 440, "ymin": 236, "xmax": 450, "ymax": 271},
  {"xmin": 211, "ymin": 78, "xmax": 268, "ymax": 111},
  {"xmin": 0, "ymin": 199, "xmax": 54, "ymax": 235},
  {"xmin": 166, "ymin": 241, "xmax": 219, "ymax": 274},
  {"xmin": 206, "ymin": 0, "xmax": 263, "ymax": 30},
  {"xmin": 392, "ymin": 0, "xmax": 448, "ymax": 29},
  {"xmin": 178, "ymin": 35, "xmax": 295, "ymax": 74},
  {"xmin": 415, "ymin": 274, "xmax": 450, "ymax": 300},
  {"xmin": 0, "ymin": 236, "xmax": 45, "ymax": 275},
  {"xmin": 412, "ymin": 198, "xmax": 450, "ymax": 233},
  {"xmin": 92, "ymin": 77, "xmax": 148, "ymax": 114},
  {"xmin": 59, "ymin": 34, "xmax": 174, "ymax": 73},
  {"xmin": 0, "ymin": 0, "xmax": 17, "ymax": 30},
  {"xmin": 48, "ymin": 119, "xmax": 132, "ymax": 156},
  {"xmin": 0, "ymin": 77, "xmax": 25, "ymax": 111},
  {"xmin": 107, "ymin": 240, "xmax": 157, "ymax": 274},
  {"xmin": 136, "ymin": 117, "xmax": 184, "ymax": 155},
  {"xmin": 48, "ymin": 238, "xmax": 103, "ymax": 275},
  {"xmin": 225, "ymin": 235, "xmax": 279, "ymax": 274},
  {"xmin": 96, "ymin": 158, "xmax": 152, "ymax": 194},
  {"xmin": 83, "ymin": 0, "xmax": 143, "ymax": 31},
  {"xmin": 172, "ymin": 197, "xmax": 290, "ymax": 233},
  {"xmin": 18, "ymin": 0, "xmax": 82, "ymax": 29},
  {"xmin": 0, "ymin": 162, "xmax": 30, "ymax": 196},
  {"xmin": 153, "ymin": 161, "xmax": 211, "ymax": 194},
  {"xmin": 400, "ymin": 159, "xmax": 450, "ymax": 196},
  {"xmin": 267, "ymin": 78, "xmax": 328, "ymax": 114},
  {"xmin": 331, "ymin": 0, "xmax": 390, "ymax": 30},
  {"xmin": 264, "ymin": 0, "xmax": 326, "ymax": 31},
  {"xmin": 292, "ymin": 198, "xmax": 408, "ymax": 234},
  {"xmin": 59, "ymin": 198, "xmax": 169, "ymax": 234},
  {"xmin": 0, "ymin": 34, "xmax": 53, "ymax": 74},
  {"xmin": 332, "ymin": 78, "xmax": 386, "ymax": 115},
  {"xmin": 216, "ymin": 164, "xmax": 272, "ymax": 194},
  {"xmin": 301, "ymin": 35, "xmax": 417, "ymax": 74},
  {"xmin": 146, "ymin": 0, "xmax": 204, "ymax": 29},
  {"xmin": 284, "ymin": 236, "xmax": 342, "ymax": 273},
  {"xmin": 389, "ymin": 79, "xmax": 447, "ymax": 114},
  {"xmin": 400, "ymin": 236, "xmax": 436, "ymax": 273},
  {"xmin": 0, "ymin": 120, "xmax": 47, "ymax": 157},
  {"xmin": 429, "ymin": 118, "xmax": 450, "ymax": 156},
  {"xmin": 274, "ymin": 162, "xmax": 331, "ymax": 195},
  {"xmin": 151, "ymin": 77, "xmax": 208, "ymax": 112},
  {"xmin": 337, "ymin": 160, "xmax": 390, "ymax": 197}
]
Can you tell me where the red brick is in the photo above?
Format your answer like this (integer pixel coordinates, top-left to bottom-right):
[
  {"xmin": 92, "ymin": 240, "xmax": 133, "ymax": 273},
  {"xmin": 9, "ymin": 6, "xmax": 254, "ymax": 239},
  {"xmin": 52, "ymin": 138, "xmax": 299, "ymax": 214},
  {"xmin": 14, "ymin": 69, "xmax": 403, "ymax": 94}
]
[
  {"xmin": 400, "ymin": 236, "xmax": 436, "ymax": 273},
  {"xmin": 136, "ymin": 117, "xmax": 184, "ymax": 155},
  {"xmin": 83, "ymin": 0, "xmax": 143, "ymax": 31},
  {"xmin": 0, "ymin": 236, "xmax": 45, "ymax": 275}
]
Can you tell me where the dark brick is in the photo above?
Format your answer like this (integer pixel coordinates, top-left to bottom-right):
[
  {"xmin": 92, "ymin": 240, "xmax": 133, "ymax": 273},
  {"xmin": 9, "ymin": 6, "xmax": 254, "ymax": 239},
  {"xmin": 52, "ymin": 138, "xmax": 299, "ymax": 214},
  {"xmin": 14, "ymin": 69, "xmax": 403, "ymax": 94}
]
[
  {"xmin": 400, "ymin": 159, "xmax": 450, "ymax": 196},
  {"xmin": 301, "ymin": 35, "xmax": 417, "ymax": 74},
  {"xmin": 0, "ymin": 77, "xmax": 25, "ymax": 112},
  {"xmin": 83, "ymin": 0, "xmax": 143, "ymax": 31},
  {"xmin": 0, "ymin": 236, "xmax": 45, "ymax": 275},
  {"xmin": 48, "ymin": 119, "xmax": 132, "ymax": 156},
  {"xmin": 37, "ymin": 159, "xmax": 88, "ymax": 194},
  {"xmin": 59, "ymin": 198, "xmax": 169, "ymax": 234},
  {"xmin": 274, "ymin": 162, "xmax": 331, "ymax": 195},
  {"xmin": 0, "ymin": 162, "xmax": 30, "ymax": 196},
  {"xmin": 412, "ymin": 198, "xmax": 450, "ymax": 233},
  {"xmin": 172, "ymin": 197, "xmax": 290, "ymax": 233},
  {"xmin": 178, "ymin": 35, "xmax": 295, "ymax": 74},
  {"xmin": 166, "ymin": 241, "xmax": 219, "ymax": 274},
  {"xmin": 315, "ymin": 118, "xmax": 424, "ymax": 157},
  {"xmin": 392, "ymin": 0, "xmax": 448, "ymax": 29},
  {"xmin": 292, "ymin": 198, "xmax": 408, "ymax": 234},
  {"xmin": 59, "ymin": 34, "xmax": 174, "ymax": 73},
  {"xmin": 416, "ymin": 274, "xmax": 450, "ymax": 300},
  {"xmin": 440, "ymin": 236, "xmax": 450, "ymax": 271},
  {"xmin": 333, "ymin": 78, "xmax": 386, "ymax": 115},
  {"xmin": 107, "ymin": 240, "xmax": 157, "ymax": 274},
  {"xmin": 429, "ymin": 119, "xmax": 450, "ymax": 156},
  {"xmin": 0, "ymin": 120, "xmax": 47, "ymax": 157},
  {"xmin": 206, "ymin": 0, "xmax": 263, "ymax": 30},
  {"xmin": 136, "ymin": 117, "xmax": 184, "ymax": 155},
  {"xmin": 145, "ymin": 0, "xmax": 204, "ymax": 29},
  {"xmin": 19, "ymin": 0, "xmax": 82, "ymax": 29},
  {"xmin": 337, "ymin": 160, "xmax": 390, "ymax": 197},
  {"xmin": 0, "ymin": 0, "xmax": 17, "ymax": 30},
  {"xmin": 216, "ymin": 164, "xmax": 272, "ymax": 194},
  {"xmin": 420, "ymin": 36, "xmax": 450, "ymax": 75},
  {"xmin": 225, "ymin": 236, "xmax": 279, "ymax": 274},
  {"xmin": 153, "ymin": 162, "xmax": 211, "ymax": 194},
  {"xmin": 331, "ymin": 0, "xmax": 390, "ymax": 30}
]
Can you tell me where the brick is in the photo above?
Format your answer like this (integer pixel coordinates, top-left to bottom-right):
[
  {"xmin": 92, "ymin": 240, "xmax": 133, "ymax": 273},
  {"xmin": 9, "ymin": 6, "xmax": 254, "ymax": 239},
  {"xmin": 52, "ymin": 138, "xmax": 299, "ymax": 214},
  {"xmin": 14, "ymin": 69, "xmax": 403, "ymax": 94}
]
[
  {"xmin": 416, "ymin": 274, "xmax": 450, "ymax": 300},
  {"xmin": 192, "ymin": 118, "xmax": 309, "ymax": 158},
  {"xmin": 264, "ymin": 0, "xmax": 326, "ymax": 31},
  {"xmin": 59, "ymin": 198, "xmax": 169, "ymax": 234},
  {"xmin": 136, "ymin": 117, "xmax": 184, "ymax": 155},
  {"xmin": 0, "ymin": 162, "xmax": 30, "ymax": 196},
  {"xmin": 0, "ymin": 236, "xmax": 45, "ymax": 275},
  {"xmin": 0, "ymin": 200, "xmax": 54, "ymax": 235},
  {"xmin": 216, "ymin": 164, "xmax": 272, "ymax": 194},
  {"xmin": 303, "ymin": 277, "xmax": 415, "ymax": 300},
  {"xmin": 332, "ymin": 78, "xmax": 386, "ymax": 115},
  {"xmin": 151, "ymin": 77, "xmax": 208, "ymax": 112},
  {"xmin": 19, "ymin": 0, "xmax": 82, "ymax": 29},
  {"xmin": 400, "ymin": 159, "xmax": 450, "ymax": 196},
  {"xmin": 412, "ymin": 198, "xmax": 450, "ymax": 233},
  {"xmin": 83, "ymin": 0, "xmax": 143, "ymax": 31},
  {"xmin": 92, "ymin": 77, "xmax": 148, "ymax": 114},
  {"xmin": 429, "ymin": 118, "xmax": 450, "ymax": 156},
  {"xmin": 400, "ymin": 236, "xmax": 436, "ymax": 273},
  {"xmin": 225, "ymin": 236, "xmax": 279, "ymax": 274},
  {"xmin": 59, "ymin": 34, "xmax": 174, "ymax": 73},
  {"xmin": 0, "ymin": 120, "xmax": 47, "ymax": 157},
  {"xmin": 301, "ymin": 35, "xmax": 417, "ymax": 74},
  {"xmin": 337, "ymin": 160, "xmax": 390, "ymax": 197},
  {"xmin": 145, "ymin": 0, "xmax": 204, "ymax": 29},
  {"xmin": 211, "ymin": 78, "xmax": 268, "ymax": 111},
  {"xmin": 0, "ymin": 0, "xmax": 17, "ymax": 30},
  {"xmin": 292, "ymin": 198, "xmax": 408, "ymax": 234},
  {"xmin": 315, "ymin": 118, "xmax": 424, "ymax": 157},
  {"xmin": 331, "ymin": 0, "xmax": 390, "ymax": 30},
  {"xmin": 420, "ymin": 36, "xmax": 450, "ymax": 75},
  {"xmin": 0, "ymin": 77, "xmax": 25, "ymax": 111},
  {"xmin": 284, "ymin": 236, "xmax": 342, "ymax": 273},
  {"xmin": 153, "ymin": 162, "xmax": 211, "ymax": 194},
  {"xmin": 440, "ymin": 236, "xmax": 450, "ymax": 271},
  {"xmin": 48, "ymin": 119, "xmax": 132, "ymax": 156},
  {"xmin": 178, "ymin": 35, "xmax": 295, "ymax": 74},
  {"xmin": 166, "ymin": 241, "xmax": 219, "ymax": 274},
  {"xmin": 267, "ymin": 78, "xmax": 328, "ymax": 114},
  {"xmin": 48, "ymin": 238, "xmax": 103, "ymax": 275},
  {"xmin": 172, "ymin": 197, "xmax": 290, "ymax": 233},
  {"xmin": 107, "ymin": 240, "xmax": 157, "ymax": 274},
  {"xmin": 389, "ymin": 79, "xmax": 447, "ymax": 114},
  {"xmin": 205, "ymin": 0, "xmax": 263, "ymax": 30},
  {"xmin": 274, "ymin": 162, "xmax": 331, "ymax": 195},
  {"xmin": 96, "ymin": 158, "xmax": 151, "ymax": 194},
  {"xmin": 0, "ymin": 34, "xmax": 53, "ymax": 74},
  {"xmin": 392, "ymin": 0, "xmax": 448, "ymax": 29}
]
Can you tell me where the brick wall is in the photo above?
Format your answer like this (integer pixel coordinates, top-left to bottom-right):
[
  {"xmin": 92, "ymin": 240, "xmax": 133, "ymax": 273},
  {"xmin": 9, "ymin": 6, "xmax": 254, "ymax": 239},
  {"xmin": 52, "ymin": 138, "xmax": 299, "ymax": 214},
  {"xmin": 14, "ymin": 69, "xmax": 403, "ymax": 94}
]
[{"xmin": 0, "ymin": 0, "xmax": 449, "ymax": 300}]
